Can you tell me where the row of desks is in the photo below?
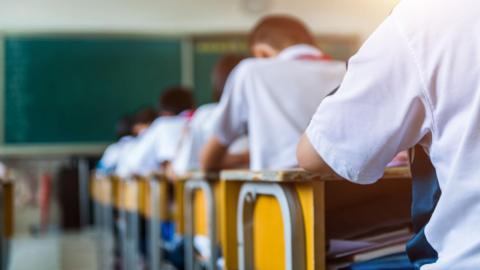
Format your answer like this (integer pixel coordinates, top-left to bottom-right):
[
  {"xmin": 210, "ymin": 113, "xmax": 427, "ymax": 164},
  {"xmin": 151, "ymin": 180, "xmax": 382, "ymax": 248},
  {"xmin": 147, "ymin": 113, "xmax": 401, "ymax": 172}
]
[{"xmin": 91, "ymin": 166, "xmax": 412, "ymax": 270}]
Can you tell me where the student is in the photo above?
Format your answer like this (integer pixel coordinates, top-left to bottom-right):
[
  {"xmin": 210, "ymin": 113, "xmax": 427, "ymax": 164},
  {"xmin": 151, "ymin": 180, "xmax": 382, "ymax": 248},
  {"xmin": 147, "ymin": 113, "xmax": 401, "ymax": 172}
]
[
  {"xmin": 98, "ymin": 108, "xmax": 157, "ymax": 176},
  {"xmin": 170, "ymin": 55, "xmax": 248, "ymax": 177},
  {"xmin": 116, "ymin": 86, "xmax": 195, "ymax": 177},
  {"xmin": 97, "ymin": 115, "xmax": 134, "ymax": 175},
  {"xmin": 297, "ymin": 0, "xmax": 480, "ymax": 268},
  {"xmin": 200, "ymin": 15, "xmax": 346, "ymax": 171}
]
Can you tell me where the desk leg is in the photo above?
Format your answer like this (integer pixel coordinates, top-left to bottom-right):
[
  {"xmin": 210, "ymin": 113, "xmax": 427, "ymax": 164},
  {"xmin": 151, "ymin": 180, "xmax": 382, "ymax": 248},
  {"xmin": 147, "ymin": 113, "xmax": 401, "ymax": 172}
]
[
  {"xmin": 237, "ymin": 183, "xmax": 307, "ymax": 270},
  {"xmin": 184, "ymin": 180, "xmax": 217, "ymax": 270},
  {"xmin": 103, "ymin": 183, "xmax": 114, "ymax": 270},
  {"xmin": 128, "ymin": 181, "xmax": 140, "ymax": 270},
  {"xmin": 119, "ymin": 202, "xmax": 129, "ymax": 270},
  {"xmin": 148, "ymin": 179, "xmax": 162, "ymax": 270},
  {"xmin": 93, "ymin": 183, "xmax": 105, "ymax": 270}
]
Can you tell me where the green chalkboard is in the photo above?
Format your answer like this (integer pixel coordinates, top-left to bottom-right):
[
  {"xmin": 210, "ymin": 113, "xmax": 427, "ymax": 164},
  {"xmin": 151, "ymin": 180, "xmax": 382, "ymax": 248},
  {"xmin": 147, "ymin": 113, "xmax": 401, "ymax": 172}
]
[
  {"xmin": 193, "ymin": 36, "xmax": 248, "ymax": 105},
  {"xmin": 4, "ymin": 36, "xmax": 182, "ymax": 144}
]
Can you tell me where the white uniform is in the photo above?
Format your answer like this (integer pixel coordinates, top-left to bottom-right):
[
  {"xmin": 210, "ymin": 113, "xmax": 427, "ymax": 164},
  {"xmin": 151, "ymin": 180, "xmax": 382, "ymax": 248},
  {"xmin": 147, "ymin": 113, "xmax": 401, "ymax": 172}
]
[
  {"xmin": 214, "ymin": 44, "xmax": 346, "ymax": 170},
  {"xmin": 97, "ymin": 136, "xmax": 135, "ymax": 175},
  {"xmin": 116, "ymin": 116, "xmax": 187, "ymax": 177},
  {"xmin": 306, "ymin": 0, "xmax": 480, "ymax": 268},
  {"xmin": 173, "ymin": 103, "xmax": 249, "ymax": 175},
  {"xmin": 172, "ymin": 103, "xmax": 218, "ymax": 175}
]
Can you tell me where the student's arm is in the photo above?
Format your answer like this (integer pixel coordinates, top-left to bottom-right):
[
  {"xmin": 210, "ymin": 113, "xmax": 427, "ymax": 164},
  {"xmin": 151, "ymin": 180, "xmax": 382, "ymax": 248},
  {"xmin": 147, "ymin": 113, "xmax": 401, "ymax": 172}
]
[
  {"xmin": 201, "ymin": 137, "xmax": 249, "ymax": 171},
  {"xmin": 201, "ymin": 62, "xmax": 249, "ymax": 170},
  {"xmin": 298, "ymin": 14, "xmax": 431, "ymax": 184},
  {"xmin": 200, "ymin": 136, "xmax": 229, "ymax": 171},
  {"xmin": 222, "ymin": 151, "xmax": 249, "ymax": 169},
  {"xmin": 297, "ymin": 134, "xmax": 335, "ymax": 174}
]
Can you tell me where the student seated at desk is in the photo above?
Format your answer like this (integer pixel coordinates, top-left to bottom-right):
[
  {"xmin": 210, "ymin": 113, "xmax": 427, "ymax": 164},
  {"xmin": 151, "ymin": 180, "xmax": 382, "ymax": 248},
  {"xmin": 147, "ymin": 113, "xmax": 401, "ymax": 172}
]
[
  {"xmin": 201, "ymin": 15, "xmax": 346, "ymax": 171},
  {"xmin": 98, "ymin": 108, "xmax": 157, "ymax": 176},
  {"xmin": 170, "ymin": 55, "xmax": 249, "ymax": 178},
  {"xmin": 116, "ymin": 86, "xmax": 195, "ymax": 177},
  {"xmin": 297, "ymin": 0, "xmax": 480, "ymax": 268}
]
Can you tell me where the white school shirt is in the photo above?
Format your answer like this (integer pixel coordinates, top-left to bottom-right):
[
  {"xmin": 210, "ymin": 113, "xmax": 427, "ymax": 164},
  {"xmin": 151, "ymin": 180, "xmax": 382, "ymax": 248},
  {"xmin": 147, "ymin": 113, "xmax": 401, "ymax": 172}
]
[
  {"xmin": 115, "ymin": 116, "xmax": 187, "ymax": 177},
  {"xmin": 306, "ymin": 0, "xmax": 480, "ymax": 268},
  {"xmin": 97, "ymin": 136, "xmax": 134, "ymax": 175},
  {"xmin": 213, "ymin": 45, "xmax": 346, "ymax": 170},
  {"xmin": 173, "ymin": 103, "xmax": 250, "ymax": 175},
  {"xmin": 172, "ymin": 103, "xmax": 218, "ymax": 175}
]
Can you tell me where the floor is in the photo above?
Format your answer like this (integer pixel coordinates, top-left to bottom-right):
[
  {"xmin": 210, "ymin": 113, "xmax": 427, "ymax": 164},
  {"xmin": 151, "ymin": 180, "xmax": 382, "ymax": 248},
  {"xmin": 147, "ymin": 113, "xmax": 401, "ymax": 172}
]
[{"xmin": 8, "ymin": 231, "xmax": 98, "ymax": 270}]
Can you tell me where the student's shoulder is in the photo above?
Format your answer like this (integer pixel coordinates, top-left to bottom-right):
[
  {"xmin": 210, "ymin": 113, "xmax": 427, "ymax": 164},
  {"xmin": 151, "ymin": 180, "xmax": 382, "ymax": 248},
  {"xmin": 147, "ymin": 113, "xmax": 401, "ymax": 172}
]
[
  {"xmin": 234, "ymin": 58, "xmax": 277, "ymax": 76},
  {"xmin": 196, "ymin": 103, "xmax": 218, "ymax": 114},
  {"xmin": 193, "ymin": 103, "xmax": 218, "ymax": 119}
]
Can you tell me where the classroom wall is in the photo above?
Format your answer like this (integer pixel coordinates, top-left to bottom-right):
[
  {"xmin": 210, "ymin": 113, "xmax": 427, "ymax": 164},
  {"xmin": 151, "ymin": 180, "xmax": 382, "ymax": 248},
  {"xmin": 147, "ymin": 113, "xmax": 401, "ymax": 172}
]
[{"xmin": 0, "ymin": 0, "xmax": 399, "ymax": 41}]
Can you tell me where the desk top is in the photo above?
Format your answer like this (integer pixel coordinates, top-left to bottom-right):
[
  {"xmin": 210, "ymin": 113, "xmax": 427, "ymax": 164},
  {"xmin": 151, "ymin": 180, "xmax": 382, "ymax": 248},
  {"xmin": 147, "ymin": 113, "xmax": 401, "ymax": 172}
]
[
  {"xmin": 220, "ymin": 166, "xmax": 411, "ymax": 182},
  {"xmin": 180, "ymin": 171, "xmax": 220, "ymax": 181}
]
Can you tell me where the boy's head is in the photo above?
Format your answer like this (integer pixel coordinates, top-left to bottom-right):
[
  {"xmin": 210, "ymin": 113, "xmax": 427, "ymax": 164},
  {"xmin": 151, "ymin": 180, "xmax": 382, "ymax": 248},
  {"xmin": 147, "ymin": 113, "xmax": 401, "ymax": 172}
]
[
  {"xmin": 132, "ymin": 107, "xmax": 157, "ymax": 136},
  {"xmin": 249, "ymin": 15, "xmax": 315, "ymax": 58},
  {"xmin": 211, "ymin": 54, "xmax": 245, "ymax": 102},
  {"xmin": 116, "ymin": 115, "xmax": 133, "ymax": 139},
  {"xmin": 158, "ymin": 86, "xmax": 195, "ymax": 116}
]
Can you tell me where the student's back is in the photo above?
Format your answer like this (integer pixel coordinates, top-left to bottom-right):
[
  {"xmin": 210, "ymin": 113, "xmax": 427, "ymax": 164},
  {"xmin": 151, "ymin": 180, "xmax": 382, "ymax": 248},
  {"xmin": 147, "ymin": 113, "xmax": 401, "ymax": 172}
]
[
  {"xmin": 299, "ymin": 0, "xmax": 480, "ymax": 268},
  {"xmin": 117, "ymin": 115, "xmax": 188, "ymax": 177},
  {"xmin": 116, "ymin": 86, "xmax": 195, "ymax": 177},
  {"xmin": 216, "ymin": 47, "xmax": 345, "ymax": 170}
]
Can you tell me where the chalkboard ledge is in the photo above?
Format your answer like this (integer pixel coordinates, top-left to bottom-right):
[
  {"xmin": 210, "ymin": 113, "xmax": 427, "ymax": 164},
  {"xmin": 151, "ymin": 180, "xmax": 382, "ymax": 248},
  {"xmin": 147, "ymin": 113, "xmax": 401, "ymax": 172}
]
[{"xmin": 0, "ymin": 144, "xmax": 108, "ymax": 158}]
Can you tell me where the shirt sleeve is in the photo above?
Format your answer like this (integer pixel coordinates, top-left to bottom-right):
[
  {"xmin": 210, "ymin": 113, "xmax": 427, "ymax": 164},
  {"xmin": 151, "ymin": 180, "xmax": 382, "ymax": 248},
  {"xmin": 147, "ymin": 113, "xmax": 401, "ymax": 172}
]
[
  {"xmin": 212, "ymin": 62, "xmax": 249, "ymax": 145},
  {"xmin": 305, "ymin": 15, "xmax": 432, "ymax": 184}
]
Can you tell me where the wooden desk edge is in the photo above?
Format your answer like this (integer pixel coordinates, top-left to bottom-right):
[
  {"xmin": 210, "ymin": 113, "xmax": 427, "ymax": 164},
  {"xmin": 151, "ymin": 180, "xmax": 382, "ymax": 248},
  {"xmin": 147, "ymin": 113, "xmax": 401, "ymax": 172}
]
[
  {"xmin": 220, "ymin": 166, "xmax": 411, "ymax": 182},
  {"xmin": 177, "ymin": 170, "xmax": 220, "ymax": 182}
]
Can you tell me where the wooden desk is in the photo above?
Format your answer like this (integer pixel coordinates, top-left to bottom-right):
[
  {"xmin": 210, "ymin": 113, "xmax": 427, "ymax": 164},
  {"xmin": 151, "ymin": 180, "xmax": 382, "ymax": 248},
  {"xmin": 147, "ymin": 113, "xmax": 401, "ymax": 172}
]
[{"xmin": 219, "ymin": 167, "xmax": 412, "ymax": 270}]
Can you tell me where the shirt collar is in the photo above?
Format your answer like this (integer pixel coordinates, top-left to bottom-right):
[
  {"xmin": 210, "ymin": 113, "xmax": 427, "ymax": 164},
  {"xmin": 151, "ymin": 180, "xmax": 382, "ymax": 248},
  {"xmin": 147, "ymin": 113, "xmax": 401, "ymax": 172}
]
[{"xmin": 277, "ymin": 44, "xmax": 324, "ymax": 60}]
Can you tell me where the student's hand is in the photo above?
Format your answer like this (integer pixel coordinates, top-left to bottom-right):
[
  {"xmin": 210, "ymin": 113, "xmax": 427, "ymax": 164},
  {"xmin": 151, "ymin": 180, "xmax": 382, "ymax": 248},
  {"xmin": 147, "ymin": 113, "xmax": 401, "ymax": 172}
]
[
  {"xmin": 164, "ymin": 162, "xmax": 177, "ymax": 181},
  {"xmin": 297, "ymin": 133, "xmax": 336, "ymax": 174},
  {"xmin": 200, "ymin": 136, "xmax": 230, "ymax": 171},
  {"xmin": 221, "ymin": 151, "xmax": 250, "ymax": 169}
]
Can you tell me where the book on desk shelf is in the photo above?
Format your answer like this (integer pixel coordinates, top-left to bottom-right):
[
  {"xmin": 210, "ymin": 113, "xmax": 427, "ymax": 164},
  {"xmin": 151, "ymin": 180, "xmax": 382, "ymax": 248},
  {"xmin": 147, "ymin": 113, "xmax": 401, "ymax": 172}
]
[{"xmin": 327, "ymin": 227, "xmax": 412, "ymax": 268}]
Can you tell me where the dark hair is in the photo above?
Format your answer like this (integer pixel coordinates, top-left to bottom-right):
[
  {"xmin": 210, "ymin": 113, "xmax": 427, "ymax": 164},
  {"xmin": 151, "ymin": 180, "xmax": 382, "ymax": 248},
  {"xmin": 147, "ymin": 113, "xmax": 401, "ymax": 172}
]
[
  {"xmin": 249, "ymin": 15, "xmax": 315, "ymax": 52},
  {"xmin": 211, "ymin": 54, "xmax": 245, "ymax": 102},
  {"xmin": 134, "ymin": 107, "xmax": 157, "ymax": 125},
  {"xmin": 116, "ymin": 115, "xmax": 133, "ymax": 139},
  {"xmin": 158, "ymin": 86, "xmax": 195, "ymax": 115}
]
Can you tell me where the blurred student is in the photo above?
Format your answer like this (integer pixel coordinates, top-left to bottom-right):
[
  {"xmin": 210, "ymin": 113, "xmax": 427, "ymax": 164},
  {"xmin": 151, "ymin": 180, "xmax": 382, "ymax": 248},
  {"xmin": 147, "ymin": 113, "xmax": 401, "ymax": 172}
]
[
  {"xmin": 98, "ymin": 108, "xmax": 157, "ymax": 176},
  {"xmin": 170, "ymin": 55, "xmax": 248, "ymax": 178},
  {"xmin": 116, "ymin": 86, "xmax": 195, "ymax": 177},
  {"xmin": 96, "ymin": 115, "xmax": 134, "ymax": 175},
  {"xmin": 297, "ymin": 0, "xmax": 480, "ymax": 268},
  {"xmin": 201, "ymin": 15, "xmax": 346, "ymax": 171}
]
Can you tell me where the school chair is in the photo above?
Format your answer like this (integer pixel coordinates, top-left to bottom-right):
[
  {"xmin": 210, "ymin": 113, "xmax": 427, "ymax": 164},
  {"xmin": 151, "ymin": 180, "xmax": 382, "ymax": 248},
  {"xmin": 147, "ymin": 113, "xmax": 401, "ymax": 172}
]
[
  {"xmin": 219, "ymin": 167, "xmax": 412, "ymax": 270},
  {"xmin": 0, "ymin": 180, "xmax": 14, "ymax": 270},
  {"xmin": 181, "ymin": 171, "xmax": 222, "ymax": 270}
]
